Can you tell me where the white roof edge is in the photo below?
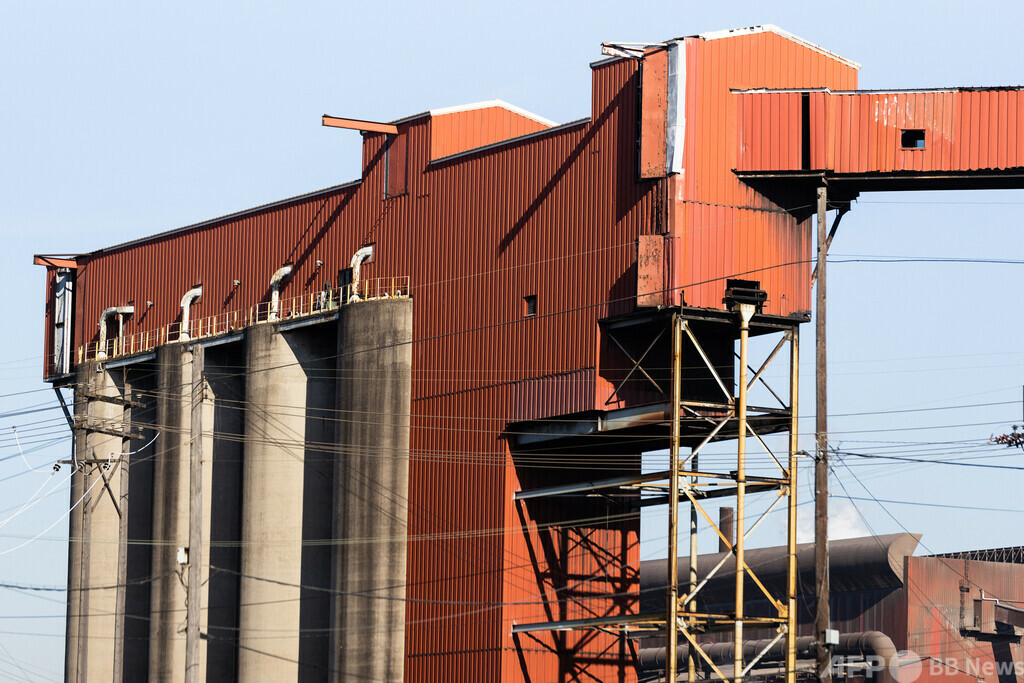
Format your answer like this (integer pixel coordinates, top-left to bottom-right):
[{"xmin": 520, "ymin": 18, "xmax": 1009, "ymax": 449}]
[
  {"xmin": 391, "ymin": 99, "xmax": 558, "ymax": 128},
  {"xmin": 699, "ymin": 24, "xmax": 861, "ymax": 70},
  {"xmin": 731, "ymin": 87, "xmax": 833, "ymax": 94}
]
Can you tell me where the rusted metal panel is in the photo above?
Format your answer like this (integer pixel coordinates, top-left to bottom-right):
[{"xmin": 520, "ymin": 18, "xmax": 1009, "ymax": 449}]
[
  {"xmin": 827, "ymin": 89, "xmax": 1024, "ymax": 173},
  {"xmin": 639, "ymin": 48, "xmax": 669, "ymax": 178},
  {"xmin": 386, "ymin": 129, "xmax": 409, "ymax": 197},
  {"xmin": 904, "ymin": 555, "xmax": 1024, "ymax": 681},
  {"xmin": 736, "ymin": 92, "xmax": 803, "ymax": 171},
  {"xmin": 682, "ymin": 31, "xmax": 857, "ymax": 207},
  {"xmin": 665, "ymin": 30, "xmax": 857, "ymax": 324},
  {"xmin": 667, "ymin": 193, "xmax": 813, "ymax": 317},
  {"xmin": 740, "ymin": 88, "xmax": 1024, "ymax": 175},
  {"xmin": 428, "ymin": 105, "xmax": 551, "ymax": 161},
  {"xmin": 636, "ymin": 234, "xmax": 666, "ymax": 307}
]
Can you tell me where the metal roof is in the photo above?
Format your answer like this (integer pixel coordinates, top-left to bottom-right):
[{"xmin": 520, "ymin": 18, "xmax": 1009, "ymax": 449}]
[{"xmin": 931, "ymin": 546, "xmax": 1024, "ymax": 564}]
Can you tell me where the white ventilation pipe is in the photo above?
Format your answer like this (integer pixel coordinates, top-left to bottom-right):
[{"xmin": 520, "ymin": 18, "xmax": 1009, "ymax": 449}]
[
  {"xmin": 96, "ymin": 305, "xmax": 135, "ymax": 359},
  {"xmin": 178, "ymin": 285, "xmax": 203, "ymax": 341},
  {"xmin": 269, "ymin": 265, "xmax": 293, "ymax": 320},
  {"xmin": 348, "ymin": 246, "xmax": 374, "ymax": 302}
]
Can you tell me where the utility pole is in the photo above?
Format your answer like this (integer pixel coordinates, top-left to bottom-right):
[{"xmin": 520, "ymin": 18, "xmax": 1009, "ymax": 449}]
[
  {"xmin": 666, "ymin": 314, "xmax": 682, "ymax": 683},
  {"xmin": 185, "ymin": 346, "xmax": 204, "ymax": 683},
  {"xmin": 814, "ymin": 185, "xmax": 831, "ymax": 683},
  {"xmin": 112, "ymin": 383, "xmax": 131, "ymax": 683}
]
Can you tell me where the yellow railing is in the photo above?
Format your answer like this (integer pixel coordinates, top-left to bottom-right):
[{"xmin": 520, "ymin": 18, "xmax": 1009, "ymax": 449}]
[
  {"xmin": 341, "ymin": 275, "xmax": 410, "ymax": 305},
  {"xmin": 77, "ymin": 276, "xmax": 411, "ymax": 365}
]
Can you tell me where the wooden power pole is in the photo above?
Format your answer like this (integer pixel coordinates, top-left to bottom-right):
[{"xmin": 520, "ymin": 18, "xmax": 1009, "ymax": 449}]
[
  {"xmin": 814, "ymin": 185, "xmax": 831, "ymax": 683},
  {"xmin": 185, "ymin": 346, "xmax": 204, "ymax": 683}
]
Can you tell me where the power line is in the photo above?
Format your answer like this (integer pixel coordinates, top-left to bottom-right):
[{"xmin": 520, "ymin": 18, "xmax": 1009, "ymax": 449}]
[{"xmin": 838, "ymin": 449, "xmax": 1024, "ymax": 471}]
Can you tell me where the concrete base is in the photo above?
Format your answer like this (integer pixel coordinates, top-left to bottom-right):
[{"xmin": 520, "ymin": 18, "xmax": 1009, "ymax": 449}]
[
  {"xmin": 238, "ymin": 323, "xmax": 335, "ymax": 680},
  {"xmin": 148, "ymin": 343, "xmax": 195, "ymax": 681},
  {"xmin": 65, "ymin": 301, "xmax": 414, "ymax": 682},
  {"xmin": 331, "ymin": 298, "xmax": 413, "ymax": 682}
]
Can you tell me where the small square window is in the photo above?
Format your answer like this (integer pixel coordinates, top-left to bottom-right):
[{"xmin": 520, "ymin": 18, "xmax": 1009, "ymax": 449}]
[
  {"xmin": 901, "ymin": 129, "xmax": 926, "ymax": 149},
  {"xmin": 523, "ymin": 295, "xmax": 537, "ymax": 317}
]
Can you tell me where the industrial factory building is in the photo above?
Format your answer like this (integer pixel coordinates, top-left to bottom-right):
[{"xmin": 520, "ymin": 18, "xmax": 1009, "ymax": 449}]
[{"xmin": 35, "ymin": 25, "xmax": 1024, "ymax": 682}]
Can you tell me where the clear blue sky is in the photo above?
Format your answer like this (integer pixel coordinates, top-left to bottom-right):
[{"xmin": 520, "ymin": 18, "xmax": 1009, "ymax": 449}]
[{"xmin": 3, "ymin": 1, "xmax": 1024, "ymax": 678}]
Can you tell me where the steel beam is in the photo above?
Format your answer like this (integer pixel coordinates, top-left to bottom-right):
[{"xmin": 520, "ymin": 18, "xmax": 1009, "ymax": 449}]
[
  {"xmin": 514, "ymin": 471, "xmax": 670, "ymax": 500},
  {"xmin": 666, "ymin": 313, "xmax": 683, "ymax": 683},
  {"xmin": 322, "ymin": 114, "xmax": 399, "ymax": 135},
  {"xmin": 786, "ymin": 329, "xmax": 800, "ymax": 683}
]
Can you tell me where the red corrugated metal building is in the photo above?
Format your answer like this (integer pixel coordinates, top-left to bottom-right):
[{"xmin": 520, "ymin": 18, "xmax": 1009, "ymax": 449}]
[{"xmin": 36, "ymin": 25, "xmax": 1024, "ymax": 681}]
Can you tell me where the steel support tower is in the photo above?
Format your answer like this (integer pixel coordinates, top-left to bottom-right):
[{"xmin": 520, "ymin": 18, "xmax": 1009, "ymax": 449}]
[{"xmin": 513, "ymin": 303, "xmax": 802, "ymax": 683}]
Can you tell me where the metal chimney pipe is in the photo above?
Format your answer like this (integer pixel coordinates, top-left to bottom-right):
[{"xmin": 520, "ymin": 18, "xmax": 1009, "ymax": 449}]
[{"xmin": 720, "ymin": 507, "xmax": 735, "ymax": 553}]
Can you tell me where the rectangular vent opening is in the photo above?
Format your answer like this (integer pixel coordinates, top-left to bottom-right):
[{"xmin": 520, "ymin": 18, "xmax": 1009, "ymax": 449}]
[
  {"xmin": 523, "ymin": 295, "xmax": 537, "ymax": 317},
  {"xmin": 901, "ymin": 129, "xmax": 926, "ymax": 149}
]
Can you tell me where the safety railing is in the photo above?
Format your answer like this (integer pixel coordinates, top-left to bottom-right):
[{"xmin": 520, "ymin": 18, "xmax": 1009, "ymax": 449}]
[
  {"xmin": 77, "ymin": 276, "xmax": 410, "ymax": 365},
  {"xmin": 341, "ymin": 275, "xmax": 410, "ymax": 305}
]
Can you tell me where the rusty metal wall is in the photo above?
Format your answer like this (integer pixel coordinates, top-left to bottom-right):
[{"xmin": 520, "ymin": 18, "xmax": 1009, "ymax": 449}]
[
  {"xmin": 678, "ymin": 33, "xmax": 857, "ymax": 206},
  {"xmin": 905, "ymin": 556, "xmax": 1024, "ymax": 682},
  {"xmin": 738, "ymin": 88, "xmax": 1024, "ymax": 174},
  {"xmin": 667, "ymin": 33, "xmax": 857, "ymax": 317},
  {"xmin": 639, "ymin": 47, "xmax": 670, "ymax": 178},
  {"xmin": 428, "ymin": 106, "xmax": 551, "ymax": 161},
  {"xmin": 736, "ymin": 91, "xmax": 803, "ymax": 172},
  {"xmin": 824, "ymin": 89, "xmax": 1024, "ymax": 173}
]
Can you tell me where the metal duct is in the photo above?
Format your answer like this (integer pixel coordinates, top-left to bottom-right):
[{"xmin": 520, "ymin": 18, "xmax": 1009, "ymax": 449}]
[
  {"xmin": 96, "ymin": 305, "xmax": 134, "ymax": 359},
  {"xmin": 269, "ymin": 266, "xmax": 293, "ymax": 320},
  {"xmin": 178, "ymin": 285, "xmax": 203, "ymax": 341},
  {"xmin": 348, "ymin": 246, "xmax": 374, "ymax": 302}
]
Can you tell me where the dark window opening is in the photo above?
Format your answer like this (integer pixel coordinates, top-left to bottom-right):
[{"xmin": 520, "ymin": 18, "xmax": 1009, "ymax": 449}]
[
  {"xmin": 901, "ymin": 129, "xmax": 926, "ymax": 149},
  {"xmin": 523, "ymin": 295, "xmax": 537, "ymax": 317}
]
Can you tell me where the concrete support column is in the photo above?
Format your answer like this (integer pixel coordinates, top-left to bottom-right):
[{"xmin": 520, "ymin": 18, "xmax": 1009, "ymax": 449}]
[
  {"xmin": 65, "ymin": 366, "xmax": 89, "ymax": 683},
  {"xmin": 148, "ymin": 344, "xmax": 194, "ymax": 681},
  {"xmin": 66, "ymin": 361, "xmax": 125, "ymax": 682},
  {"xmin": 239, "ymin": 323, "xmax": 334, "ymax": 680},
  {"xmin": 330, "ymin": 298, "xmax": 413, "ymax": 682}
]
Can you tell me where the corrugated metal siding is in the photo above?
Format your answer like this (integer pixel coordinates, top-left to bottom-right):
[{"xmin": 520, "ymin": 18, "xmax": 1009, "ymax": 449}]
[
  {"xmin": 906, "ymin": 556, "xmax": 1024, "ymax": 682},
  {"xmin": 826, "ymin": 89, "xmax": 1024, "ymax": 173},
  {"xmin": 669, "ymin": 185, "xmax": 814, "ymax": 316},
  {"xmin": 736, "ymin": 91, "xmax": 803, "ymax": 172},
  {"xmin": 680, "ymin": 33, "xmax": 857, "ymax": 207},
  {"xmin": 428, "ymin": 107, "xmax": 551, "ymax": 161},
  {"xmin": 738, "ymin": 89, "xmax": 1024, "ymax": 174},
  {"xmin": 668, "ymin": 33, "xmax": 857, "ymax": 318}
]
